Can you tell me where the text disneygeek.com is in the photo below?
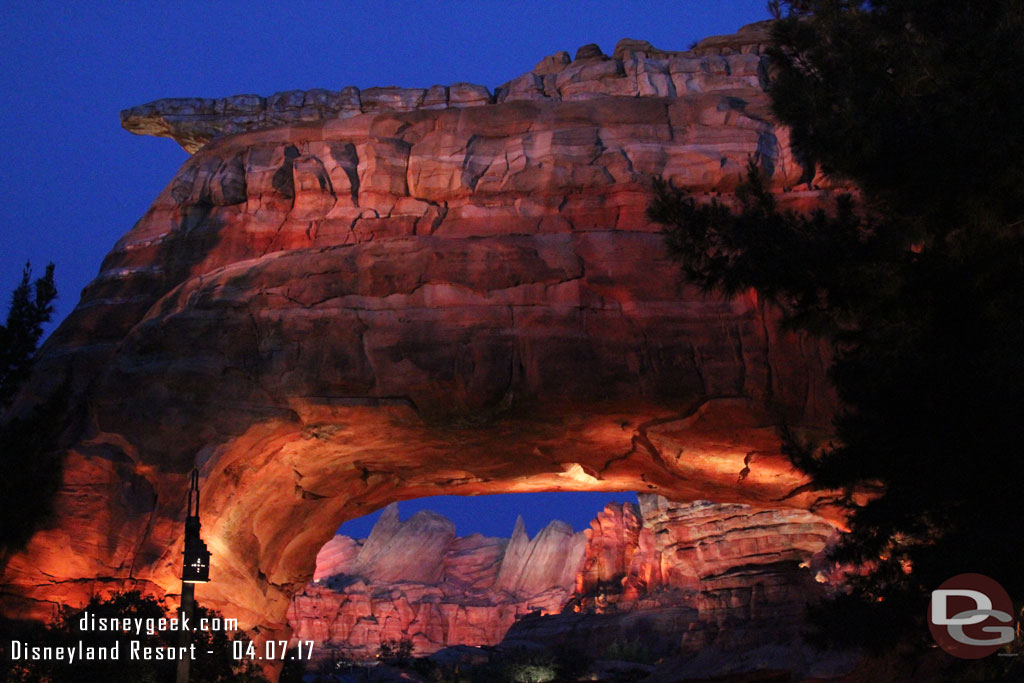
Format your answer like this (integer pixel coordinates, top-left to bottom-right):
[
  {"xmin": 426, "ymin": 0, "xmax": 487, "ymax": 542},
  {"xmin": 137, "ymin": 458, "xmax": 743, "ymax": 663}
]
[{"xmin": 7, "ymin": 610, "xmax": 315, "ymax": 663}]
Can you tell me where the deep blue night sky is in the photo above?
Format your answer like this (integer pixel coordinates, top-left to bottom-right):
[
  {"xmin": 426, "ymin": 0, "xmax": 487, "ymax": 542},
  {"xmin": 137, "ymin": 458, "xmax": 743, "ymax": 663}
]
[{"xmin": 1, "ymin": 1, "xmax": 770, "ymax": 538}]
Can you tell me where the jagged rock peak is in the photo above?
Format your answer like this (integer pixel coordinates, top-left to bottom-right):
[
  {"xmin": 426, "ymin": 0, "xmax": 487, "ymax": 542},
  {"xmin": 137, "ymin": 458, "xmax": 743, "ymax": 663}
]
[
  {"xmin": 314, "ymin": 506, "xmax": 585, "ymax": 595},
  {"xmin": 120, "ymin": 21, "xmax": 774, "ymax": 153},
  {"xmin": 291, "ymin": 496, "xmax": 842, "ymax": 665},
  {"xmin": 495, "ymin": 518, "xmax": 586, "ymax": 597},
  {"xmin": 290, "ymin": 506, "xmax": 586, "ymax": 659}
]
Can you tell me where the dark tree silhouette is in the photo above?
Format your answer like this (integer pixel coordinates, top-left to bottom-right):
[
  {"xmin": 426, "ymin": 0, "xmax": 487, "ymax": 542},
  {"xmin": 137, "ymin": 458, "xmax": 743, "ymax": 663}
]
[
  {"xmin": 0, "ymin": 262, "xmax": 56, "ymax": 409},
  {"xmin": 0, "ymin": 262, "xmax": 65, "ymax": 555},
  {"xmin": 650, "ymin": 0, "xmax": 1024, "ymax": 655}
]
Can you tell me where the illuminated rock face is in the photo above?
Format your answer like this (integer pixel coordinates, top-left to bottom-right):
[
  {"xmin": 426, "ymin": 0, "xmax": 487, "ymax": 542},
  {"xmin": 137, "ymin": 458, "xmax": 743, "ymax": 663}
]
[
  {"xmin": 122, "ymin": 25, "xmax": 774, "ymax": 154},
  {"xmin": 1, "ymin": 23, "xmax": 842, "ymax": 639},
  {"xmin": 575, "ymin": 495, "xmax": 839, "ymax": 608},
  {"xmin": 287, "ymin": 505, "xmax": 586, "ymax": 659},
  {"xmin": 286, "ymin": 496, "xmax": 838, "ymax": 663},
  {"xmin": 512, "ymin": 496, "xmax": 849, "ymax": 678}
]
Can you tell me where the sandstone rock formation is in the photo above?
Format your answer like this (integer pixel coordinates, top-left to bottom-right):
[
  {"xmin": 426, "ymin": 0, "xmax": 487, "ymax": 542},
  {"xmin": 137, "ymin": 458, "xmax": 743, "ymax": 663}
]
[
  {"xmin": 511, "ymin": 495, "xmax": 852, "ymax": 679},
  {"xmin": 2, "ymin": 23, "xmax": 845, "ymax": 648},
  {"xmin": 288, "ymin": 504, "xmax": 585, "ymax": 659},
  {"xmin": 287, "ymin": 495, "xmax": 842, "ymax": 672},
  {"xmin": 122, "ymin": 25, "xmax": 774, "ymax": 154},
  {"xmin": 572, "ymin": 495, "xmax": 840, "ymax": 608}
]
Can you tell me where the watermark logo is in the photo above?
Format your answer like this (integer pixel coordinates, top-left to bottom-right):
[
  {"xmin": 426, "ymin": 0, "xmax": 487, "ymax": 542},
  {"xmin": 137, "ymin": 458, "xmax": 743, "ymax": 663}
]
[{"xmin": 928, "ymin": 573, "xmax": 1015, "ymax": 658}]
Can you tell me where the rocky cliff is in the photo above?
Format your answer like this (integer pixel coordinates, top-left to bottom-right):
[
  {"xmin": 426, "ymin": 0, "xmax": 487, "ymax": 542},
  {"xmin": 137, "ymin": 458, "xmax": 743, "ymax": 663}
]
[
  {"xmin": 287, "ymin": 504, "xmax": 586, "ymax": 659},
  {"xmin": 512, "ymin": 495, "xmax": 853, "ymax": 679},
  {"xmin": 287, "ymin": 496, "xmax": 841, "ymax": 668},
  {"xmin": 2, "ymin": 23, "xmax": 844, "ymax": 641},
  {"xmin": 574, "ymin": 495, "xmax": 840, "ymax": 608},
  {"xmin": 122, "ymin": 25, "xmax": 775, "ymax": 154}
]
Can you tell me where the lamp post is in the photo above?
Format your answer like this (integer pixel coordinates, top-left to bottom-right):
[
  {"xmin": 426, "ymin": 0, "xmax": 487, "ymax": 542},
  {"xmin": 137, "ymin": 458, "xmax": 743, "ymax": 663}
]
[{"xmin": 177, "ymin": 469, "xmax": 211, "ymax": 683}]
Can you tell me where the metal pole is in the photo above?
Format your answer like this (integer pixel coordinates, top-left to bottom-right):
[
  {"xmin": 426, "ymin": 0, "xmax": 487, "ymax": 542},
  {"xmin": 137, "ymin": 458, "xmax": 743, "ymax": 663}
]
[
  {"xmin": 176, "ymin": 581, "xmax": 194, "ymax": 683},
  {"xmin": 176, "ymin": 470, "xmax": 201, "ymax": 683}
]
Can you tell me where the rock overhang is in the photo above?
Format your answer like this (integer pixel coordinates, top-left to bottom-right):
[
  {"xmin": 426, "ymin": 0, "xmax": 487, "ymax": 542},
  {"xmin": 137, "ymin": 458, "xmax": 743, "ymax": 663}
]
[{"xmin": 120, "ymin": 25, "xmax": 775, "ymax": 154}]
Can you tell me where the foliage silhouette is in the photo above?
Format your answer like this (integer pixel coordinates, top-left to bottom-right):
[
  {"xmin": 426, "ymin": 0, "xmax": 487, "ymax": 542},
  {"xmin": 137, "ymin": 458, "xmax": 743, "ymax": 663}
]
[
  {"xmin": 650, "ymin": 0, "xmax": 1024, "ymax": 656},
  {"xmin": 0, "ymin": 263, "xmax": 65, "ymax": 556},
  {"xmin": 0, "ymin": 262, "xmax": 56, "ymax": 410}
]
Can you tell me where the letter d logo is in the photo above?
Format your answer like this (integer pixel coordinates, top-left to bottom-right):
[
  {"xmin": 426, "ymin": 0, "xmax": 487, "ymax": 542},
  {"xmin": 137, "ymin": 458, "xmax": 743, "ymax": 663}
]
[{"xmin": 931, "ymin": 589, "xmax": 992, "ymax": 626}]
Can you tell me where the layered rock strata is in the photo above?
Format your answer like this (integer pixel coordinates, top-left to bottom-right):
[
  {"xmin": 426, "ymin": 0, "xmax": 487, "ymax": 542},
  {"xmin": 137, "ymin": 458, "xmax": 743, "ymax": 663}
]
[
  {"xmin": 2, "ymin": 22, "xmax": 843, "ymax": 643},
  {"xmin": 287, "ymin": 504, "xmax": 586, "ymax": 659},
  {"xmin": 122, "ymin": 24, "xmax": 773, "ymax": 153},
  {"xmin": 574, "ymin": 495, "xmax": 840, "ymax": 610},
  {"xmin": 510, "ymin": 495, "xmax": 851, "ymax": 679},
  {"xmin": 288, "ymin": 496, "xmax": 840, "ymax": 667}
]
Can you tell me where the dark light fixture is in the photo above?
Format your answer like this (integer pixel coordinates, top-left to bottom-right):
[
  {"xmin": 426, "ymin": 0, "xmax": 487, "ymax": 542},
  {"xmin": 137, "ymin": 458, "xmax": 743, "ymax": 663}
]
[{"xmin": 182, "ymin": 469, "xmax": 210, "ymax": 583}]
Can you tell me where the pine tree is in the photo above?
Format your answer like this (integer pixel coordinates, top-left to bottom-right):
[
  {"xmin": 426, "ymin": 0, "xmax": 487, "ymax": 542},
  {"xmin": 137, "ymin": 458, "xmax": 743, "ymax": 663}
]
[
  {"xmin": 0, "ymin": 262, "xmax": 62, "ymax": 554},
  {"xmin": 0, "ymin": 262, "xmax": 57, "ymax": 409}
]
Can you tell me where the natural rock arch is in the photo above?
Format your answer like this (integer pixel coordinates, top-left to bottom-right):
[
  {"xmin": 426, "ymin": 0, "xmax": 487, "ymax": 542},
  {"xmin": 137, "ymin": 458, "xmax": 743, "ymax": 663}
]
[{"xmin": 1, "ymin": 25, "xmax": 844, "ymax": 641}]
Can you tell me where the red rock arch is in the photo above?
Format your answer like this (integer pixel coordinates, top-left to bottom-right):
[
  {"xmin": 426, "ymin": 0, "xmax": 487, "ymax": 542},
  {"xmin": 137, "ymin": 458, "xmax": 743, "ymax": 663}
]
[{"xmin": 2, "ymin": 29, "xmax": 843, "ymax": 643}]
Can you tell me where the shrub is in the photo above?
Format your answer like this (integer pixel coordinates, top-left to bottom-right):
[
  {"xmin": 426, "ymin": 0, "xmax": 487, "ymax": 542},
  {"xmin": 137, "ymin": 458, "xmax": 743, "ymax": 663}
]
[
  {"xmin": 377, "ymin": 637, "xmax": 414, "ymax": 665},
  {"xmin": 605, "ymin": 637, "xmax": 654, "ymax": 664}
]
